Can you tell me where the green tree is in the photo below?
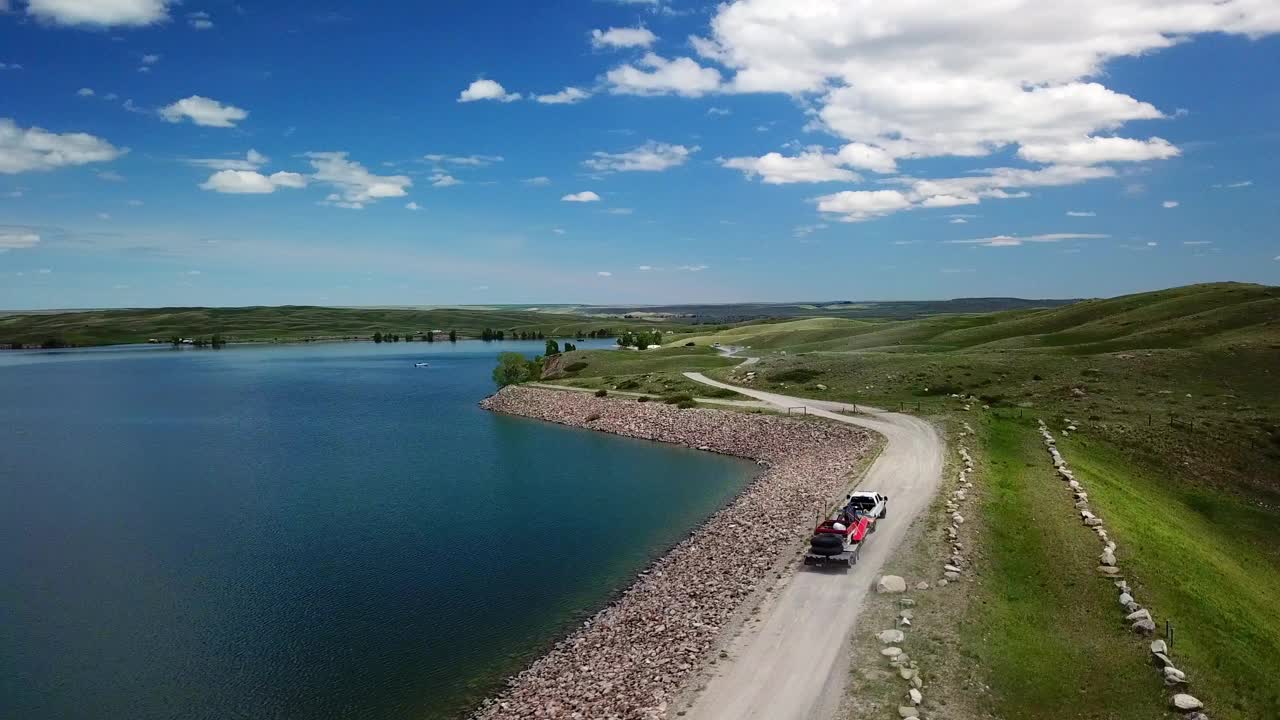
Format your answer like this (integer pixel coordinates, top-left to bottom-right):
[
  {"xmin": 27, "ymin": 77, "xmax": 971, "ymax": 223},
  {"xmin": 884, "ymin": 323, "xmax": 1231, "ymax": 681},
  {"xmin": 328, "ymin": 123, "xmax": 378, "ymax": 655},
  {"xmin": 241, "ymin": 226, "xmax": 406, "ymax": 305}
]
[
  {"xmin": 492, "ymin": 352, "xmax": 532, "ymax": 387},
  {"xmin": 449, "ymin": 329, "xmax": 457, "ymax": 342},
  {"xmin": 373, "ymin": 331, "xmax": 383, "ymax": 343},
  {"xmin": 425, "ymin": 331, "xmax": 434, "ymax": 343},
  {"xmin": 545, "ymin": 339, "xmax": 560, "ymax": 356}
]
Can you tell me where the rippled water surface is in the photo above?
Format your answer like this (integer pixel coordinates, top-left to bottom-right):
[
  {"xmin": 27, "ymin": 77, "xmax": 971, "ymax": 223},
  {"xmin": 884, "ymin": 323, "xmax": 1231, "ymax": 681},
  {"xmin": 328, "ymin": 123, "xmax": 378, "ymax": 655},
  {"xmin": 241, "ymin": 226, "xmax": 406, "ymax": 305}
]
[{"xmin": 0, "ymin": 341, "xmax": 756, "ymax": 719}]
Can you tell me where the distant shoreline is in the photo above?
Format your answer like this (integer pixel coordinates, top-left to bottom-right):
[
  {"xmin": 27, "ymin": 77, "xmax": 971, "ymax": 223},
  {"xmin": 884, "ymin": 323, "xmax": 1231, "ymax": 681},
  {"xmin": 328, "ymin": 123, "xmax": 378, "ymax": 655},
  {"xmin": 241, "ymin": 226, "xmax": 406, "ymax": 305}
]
[{"xmin": 473, "ymin": 386, "xmax": 873, "ymax": 720}]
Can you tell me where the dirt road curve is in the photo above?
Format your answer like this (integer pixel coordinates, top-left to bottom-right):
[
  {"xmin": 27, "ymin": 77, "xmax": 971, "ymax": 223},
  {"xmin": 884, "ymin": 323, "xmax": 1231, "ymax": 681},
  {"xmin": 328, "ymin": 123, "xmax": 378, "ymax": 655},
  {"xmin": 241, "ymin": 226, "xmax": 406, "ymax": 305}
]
[{"xmin": 680, "ymin": 371, "xmax": 944, "ymax": 720}]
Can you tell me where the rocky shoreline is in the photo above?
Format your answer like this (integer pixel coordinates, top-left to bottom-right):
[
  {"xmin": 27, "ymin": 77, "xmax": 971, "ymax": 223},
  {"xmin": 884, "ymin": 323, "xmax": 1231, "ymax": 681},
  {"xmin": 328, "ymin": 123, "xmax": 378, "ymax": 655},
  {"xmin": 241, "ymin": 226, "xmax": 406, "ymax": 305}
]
[{"xmin": 473, "ymin": 386, "xmax": 874, "ymax": 720}]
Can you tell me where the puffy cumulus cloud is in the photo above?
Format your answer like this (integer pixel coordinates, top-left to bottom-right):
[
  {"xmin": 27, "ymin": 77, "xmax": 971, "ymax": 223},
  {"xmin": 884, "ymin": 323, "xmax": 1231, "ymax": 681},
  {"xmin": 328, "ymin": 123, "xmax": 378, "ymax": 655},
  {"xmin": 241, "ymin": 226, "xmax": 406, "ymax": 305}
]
[
  {"xmin": 722, "ymin": 142, "xmax": 897, "ymax": 184},
  {"xmin": 0, "ymin": 229, "xmax": 41, "ymax": 252},
  {"xmin": 817, "ymin": 164, "xmax": 1113, "ymax": 221},
  {"xmin": 160, "ymin": 95, "xmax": 248, "ymax": 128},
  {"xmin": 584, "ymin": 141, "xmax": 695, "ymax": 172},
  {"xmin": 945, "ymin": 232, "xmax": 1109, "ymax": 247},
  {"xmin": 535, "ymin": 86, "xmax": 591, "ymax": 105},
  {"xmin": 606, "ymin": 53, "xmax": 722, "ymax": 97},
  {"xmin": 683, "ymin": 0, "xmax": 1280, "ymax": 218},
  {"xmin": 1162, "ymin": 200, "xmax": 1179, "ymax": 208},
  {"xmin": 698, "ymin": 0, "xmax": 1277, "ymax": 155},
  {"xmin": 306, "ymin": 151, "xmax": 411, "ymax": 208},
  {"xmin": 815, "ymin": 190, "xmax": 913, "ymax": 222},
  {"xmin": 405, "ymin": 201, "xmax": 422, "ymax": 211},
  {"xmin": 591, "ymin": 26, "xmax": 658, "ymax": 49},
  {"xmin": 1017, "ymin": 136, "xmax": 1180, "ymax": 165},
  {"xmin": 429, "ymin": 172, "xmax": 461, "ymax": 187},
  {"xmin": 562, "ymin": 191, "xmax": 601, "ymax": 202},
  {"xmin": 0, "ymin": 118, "xmax": 126, "ymax": 174},
  {"xmin": 27, "ymin": 0, "xmax": 170, "ymax": 27},
  {"xmin": 457, "ymin": 79, "xmax": 521, "ymax": 103},
  {"xmin": 723, "ymin": 149, "xmax": 858, "ymax": 185},
  {"xmin": 523, "ymin": 176, "xmax": 551, "ymax": 186},
  {"xmin": 199, "ymin": 169, "xmax": 306, "ymax": 194},
  {"xmin": 76, "ymin": 87, "xmax": 95, "ymax": 97}
]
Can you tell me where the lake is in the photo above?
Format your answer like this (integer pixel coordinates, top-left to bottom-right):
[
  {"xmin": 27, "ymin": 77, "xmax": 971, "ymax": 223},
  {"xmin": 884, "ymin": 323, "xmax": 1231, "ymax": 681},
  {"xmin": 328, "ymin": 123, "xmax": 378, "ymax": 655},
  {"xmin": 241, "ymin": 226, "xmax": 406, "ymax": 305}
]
[{"xmin": 0, "ymin": 340, "xmax": 757, "ymax": 720}]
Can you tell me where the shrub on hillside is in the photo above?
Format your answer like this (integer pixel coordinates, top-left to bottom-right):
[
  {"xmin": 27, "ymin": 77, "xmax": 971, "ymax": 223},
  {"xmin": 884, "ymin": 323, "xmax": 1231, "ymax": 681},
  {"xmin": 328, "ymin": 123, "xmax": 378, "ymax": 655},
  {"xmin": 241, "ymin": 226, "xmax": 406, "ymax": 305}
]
[
  {"xmin": 637, "ymin": 396, "xmax": 650, "ymax": 403},
  {"xmin": 594, "ymin": 389, "xmax": 608, "ymax": 397},
  {"xmin": 676, "ymin": 400, "xmax": 697, "ymax": 409},
  {"xmin": 664, "ymin": 393, "xmax": 693, "ymax": 404},
  {"xmin": 565, "ymin": 361, "xmax": 589, "ymax": 372}
]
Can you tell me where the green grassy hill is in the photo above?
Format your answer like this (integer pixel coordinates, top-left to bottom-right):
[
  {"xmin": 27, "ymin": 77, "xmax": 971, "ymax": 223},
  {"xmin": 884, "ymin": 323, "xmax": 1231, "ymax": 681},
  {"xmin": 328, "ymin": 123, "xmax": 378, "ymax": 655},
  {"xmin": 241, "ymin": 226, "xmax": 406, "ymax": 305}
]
[
  {"xmin": 0, "ymin": 306, "xmax": 689, "ymax": 347},
  {"xmin": 676, "ymin": 283, "xmax": 1279, "ymax": 354}
]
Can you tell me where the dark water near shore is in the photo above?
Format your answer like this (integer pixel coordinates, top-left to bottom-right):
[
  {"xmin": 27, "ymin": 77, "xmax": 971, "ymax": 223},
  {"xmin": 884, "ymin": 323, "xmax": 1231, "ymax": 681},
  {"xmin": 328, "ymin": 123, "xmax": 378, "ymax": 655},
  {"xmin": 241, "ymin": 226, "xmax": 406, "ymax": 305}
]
[{"xmin": 0, "ymin": 341, "xmax": 757, "ymax": 720}]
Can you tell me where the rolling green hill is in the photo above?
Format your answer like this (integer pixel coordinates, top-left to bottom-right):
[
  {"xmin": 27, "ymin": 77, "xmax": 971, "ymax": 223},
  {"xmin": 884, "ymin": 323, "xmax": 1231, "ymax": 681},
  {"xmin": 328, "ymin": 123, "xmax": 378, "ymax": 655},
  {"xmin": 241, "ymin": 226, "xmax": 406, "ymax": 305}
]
[
  {"xmin": 0, "ymin": 306, "xmax": 688, "ymax": 347},
  {"xmin": 676, "ymin": 283, "xmax": 1279, "ymax": 354}
]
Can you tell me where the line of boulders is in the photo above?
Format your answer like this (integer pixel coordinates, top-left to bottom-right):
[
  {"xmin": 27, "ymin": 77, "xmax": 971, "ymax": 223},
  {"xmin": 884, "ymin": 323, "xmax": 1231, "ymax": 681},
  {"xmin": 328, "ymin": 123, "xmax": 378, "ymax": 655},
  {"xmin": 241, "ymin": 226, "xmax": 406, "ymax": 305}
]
[
  {"xmin": 1038, "ymin": 419, "xmax": 1208, "ymax": 719},
  {"xmin": 874, "ymin": 576, "xmax": 927, "ymax": 718},
  {"xmin": 473, "ymin": 386, "xmax": 873, "ymax": 720},
  {"xmin": 941, "ymin": 424, "xmax": 977, "ymax": 585}
]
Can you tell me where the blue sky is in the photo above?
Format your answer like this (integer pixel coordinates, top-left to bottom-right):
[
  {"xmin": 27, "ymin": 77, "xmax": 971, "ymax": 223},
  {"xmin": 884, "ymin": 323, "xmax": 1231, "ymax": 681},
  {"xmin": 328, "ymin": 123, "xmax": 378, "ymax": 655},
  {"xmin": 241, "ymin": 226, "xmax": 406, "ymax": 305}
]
[{"xmin": 1, "ymin": 0, "xmax": 1278, "ymax": 309}]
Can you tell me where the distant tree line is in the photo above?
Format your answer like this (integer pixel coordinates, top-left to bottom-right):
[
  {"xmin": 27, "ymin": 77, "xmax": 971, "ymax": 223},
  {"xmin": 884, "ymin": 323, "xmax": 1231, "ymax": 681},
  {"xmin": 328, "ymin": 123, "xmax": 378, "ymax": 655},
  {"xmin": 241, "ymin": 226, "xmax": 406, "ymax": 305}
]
[
  {"xmin": 168, "ymin": 335, "xmax": 227, "ymax": 349},
  {"xmin": 372, "ymin": 331, "xmax": 440, "ymax": 343}
]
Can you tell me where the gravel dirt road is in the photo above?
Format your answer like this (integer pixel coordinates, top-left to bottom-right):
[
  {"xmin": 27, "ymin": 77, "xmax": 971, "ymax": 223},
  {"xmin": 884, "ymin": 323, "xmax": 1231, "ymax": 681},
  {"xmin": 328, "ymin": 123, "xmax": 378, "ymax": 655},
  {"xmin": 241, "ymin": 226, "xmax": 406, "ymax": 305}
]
[{"xmin": 679, "ymin": 371, "xmax": 944, "ymax": 720}]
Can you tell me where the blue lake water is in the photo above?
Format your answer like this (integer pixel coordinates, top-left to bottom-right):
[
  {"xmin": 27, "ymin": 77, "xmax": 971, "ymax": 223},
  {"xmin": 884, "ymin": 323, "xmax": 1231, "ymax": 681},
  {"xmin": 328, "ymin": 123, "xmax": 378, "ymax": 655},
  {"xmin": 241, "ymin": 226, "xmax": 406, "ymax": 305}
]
[{"xmin": 0, "ymin": 340, "xmax": 757, "ymax": 720}]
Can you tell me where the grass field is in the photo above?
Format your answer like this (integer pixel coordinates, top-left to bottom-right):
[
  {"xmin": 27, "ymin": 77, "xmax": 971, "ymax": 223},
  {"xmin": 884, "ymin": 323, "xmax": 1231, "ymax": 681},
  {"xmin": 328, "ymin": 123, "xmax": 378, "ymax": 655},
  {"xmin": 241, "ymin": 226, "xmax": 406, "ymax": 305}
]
[
  {"xmin": 962, "ymin": 416, "xmax": 1170, "ymax": 720},
  {"xmin": 0, "ymin": 306, "xmax": 696, "ymax": 347},
  {"xmin": 541, "ymin": 345, "xmax": 747, "ymax": 400}
]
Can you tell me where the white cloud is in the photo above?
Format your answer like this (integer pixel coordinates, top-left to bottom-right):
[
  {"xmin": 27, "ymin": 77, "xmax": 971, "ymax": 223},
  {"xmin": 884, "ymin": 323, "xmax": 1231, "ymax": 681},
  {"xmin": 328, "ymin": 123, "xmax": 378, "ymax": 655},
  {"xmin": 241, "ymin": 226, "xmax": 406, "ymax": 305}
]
[
  {"xmin": 607, "ymin": 53, "xmax": 722, "ymax": 97},
  {"xmin": 127, "ymin": 199, "xmax": 143, "ymax": 206},
  {"xmin": 813, "ymin": 164, "xmax": 1112, "ymax": 221},
  {"xmin": 945, "ymin": 232, "xmax": 1108, "ymax": 247},
  {"xmin": 949, "ymin": 218, "xmax": 968, "ymax": 224},
  {"xmin": 77, "ymin": 87, "xmax": 95, "ymax": 97},
  {"xmin": 552, "ymin": 228, "xmax": 565, "ymax": 234},
  {"xmin": 160, "ymin": 95, "xmax": 248, "ymax": 128},
  {"xmin": 585, "ymin": 141, "xmax": 695, "ymax": 172},
  {"xmin": 1162, "ymin": 200, "xmax": 1179, "ymax": 208},
  {"xmin": 695, "ymin": 1, "xmax": 1277, "ymax": 161},
  {"xmin": 815, "ymin": 189, "xmax": 913, "ymax": 222},
  {"xmin": 1017, "ymin": 136, "xmax": 1179, "ymax": 165},
  {"xmin": 723, "ymin": 148, "xmax": 858, "ymax": 184},
  {"xmin": 306, "ymin": 152, "xmax": 411, "ymax": 208},
  {"xmin": 199, "ymin": 169, "xmax": 305, "ymax": 194},
  {"xmin": 535, "ymin": 87, "xmax": 591, "ymax": 105},
  {"xmin": 591, "ymin": 26, "xmax": 657, "ymax": 49},
  {"xmin": 1183, "ymin": 240, "xmax": 1212, "ymax": 245},
  {"xmin": 430, "ymin": 172, "xmax": 461, "ymax": 187},
  {"xmin": 605, "ymin": 208, "xmax": 634, "ymax": 215},
  {"xmin": 423, "ymin": 153, "xmax": 504, "ymax": 167},
  {"xmin": 457, "ymin": 79, "xmax": 521, "ymax": 103},
  {"xmin": 677, "ymin": 264, "xmax": 709, "ymax": 272},
  {"xmin": 27, "ymin": 0, "xmax": 171, "ymax": 27},
  {"xmin": 96, "ymin": 170, "xmax": 125, "ymax": 181},
  {"xmin": 637, "ymin": 265, "xmax": 653, "ymax": 270},
  {"xmin": 0, "ymin": 118, "xmax": 126, "ymax": 174},
  {"xmin": 562, "ymin": 191, "xmax": 601, "ymax": 202},
  {"xmin": 722, "ymin": 142, "xmax": 897, "ymax": 184},
  {"xmin": 141, "ymin": 53, "xmax": 160, "ymax": 65},
  {"xmin": 0, "ymin": 63, "xmax": 20, "ymax": 71},
  {"xmin": 37, "ymin": 268, "xmax": 52, "ymax": 274},
  {"xmin": 1066, "ymin": 210, "xmax": 1096, "ymax": 217},
  {"xmin": 523, "ymin": 176, "xmax": 551, "ymax": 186},
  {"xmin": 1147, "ymin": 241, "xmax": 1158, "ymax": 246},
  {"xmin": 1213, "ymin": 180, "xmax": 1252, "ymax": 188},
  {"xmin": 186, "ymin": 149, "xmax": 268, "ymax": 171},
  {"xmin": 188, "ymin": 10, "xmax": 212, "ymax": 29},
  {"xmin": 597, "ymin": 271, "xmax": 613, "ymax": 277},
  {"xmin": 268, "ymin": 171, "xmax": 306, "ymax": 188},
  {"xmin": 707, "ymin": 107, "xmax": 731, "ymax": 116},
  {"xmin": 97, "ymin": 212, "xmax": 111, "ymax": 220},
  {"xmin": 405, "ymin": 201, "xmax": 422, "ymax": 211},
  {"xmin": 0, "ymin": 230, "xmax": 40, "ymax": 252}
]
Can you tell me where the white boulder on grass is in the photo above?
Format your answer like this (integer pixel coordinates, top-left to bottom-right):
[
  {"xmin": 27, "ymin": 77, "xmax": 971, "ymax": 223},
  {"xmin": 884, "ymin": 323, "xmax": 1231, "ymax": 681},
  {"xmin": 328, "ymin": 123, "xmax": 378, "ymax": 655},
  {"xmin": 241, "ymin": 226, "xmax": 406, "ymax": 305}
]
[
  {"xmin": 877, "ymin": 575, "xmax": 907, "ymax": 594},
  {"xmin": 1171, "ymin": 694, "xmax": 1203, "ymax": 711}
]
